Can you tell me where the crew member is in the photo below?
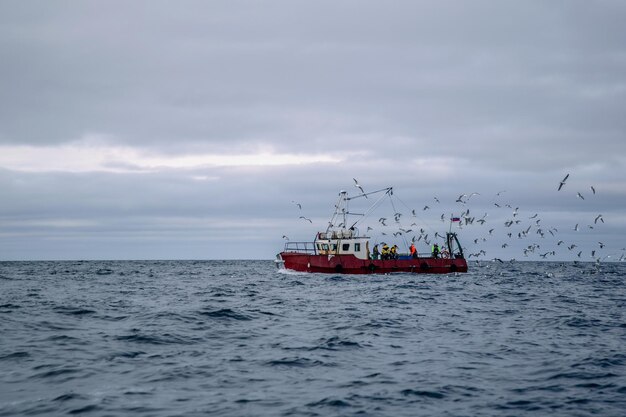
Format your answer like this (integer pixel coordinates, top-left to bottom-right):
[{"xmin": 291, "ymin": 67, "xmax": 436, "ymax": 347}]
[
  {"xmin": 390, "ymin": 245, "xmax": 398, "ymax": 259},
  {"xmin": 409, "ymin": 243, "xmax": 417, "ymax": 259},
  {"xmin": 432, "ymin": 243, "xmax": 440, "ymax": 258},
  {"xmin": 372, "ymin": 244, "xmax": 380, "ymax": 260},
  {"xmin": 381, "ymin": 244, "xmax": 390, "ymax": 260}
]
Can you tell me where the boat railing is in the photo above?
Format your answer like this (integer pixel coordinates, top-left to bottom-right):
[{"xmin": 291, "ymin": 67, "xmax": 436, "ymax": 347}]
[{"xmin": 284, "ymin": 241, "xmax": 316, "ymax": 254}]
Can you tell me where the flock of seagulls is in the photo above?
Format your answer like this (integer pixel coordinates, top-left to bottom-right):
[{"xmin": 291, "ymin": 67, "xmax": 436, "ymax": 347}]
[
  {"xmin": 454, "ymin": 173, "xmax": 618, "ymax": 262},
  {"xmin": 285, "ymin": 175, "xmax": 624, "ymax": 264}
]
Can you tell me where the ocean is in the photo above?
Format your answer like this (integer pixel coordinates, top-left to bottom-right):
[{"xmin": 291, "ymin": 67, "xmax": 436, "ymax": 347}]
[{"xmin": 1, "ymin": 260, "xmax": 625, "ymax": 416}]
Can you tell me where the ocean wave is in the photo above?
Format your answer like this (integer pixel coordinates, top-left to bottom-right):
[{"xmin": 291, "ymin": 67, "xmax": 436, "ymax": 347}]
[
  {"xmin": 104, "ymin": 350, "xmax": 146, "ymax": 360},
  {"xmin": 400, "ymin": 389, "xmax": 446, "ymax": 399},
  {"xmin": 547, "ymin": 371, "xmax": 619, "ymax": 380},
  {"xmin": 115, "ymin": 331, "xmax": 199, "ymax": 345},
  {"xmin": 0, "ymin": 351, "xmax": 30, "ymax": 360},
  {"xmin": 309, "ymin": 336, "xmax": 362, "ymax": 351},
  {"xmin": 52, "ymin": 393, "xmax": 89, "ymax": 402},
  {"xmin": 265, "ymin": 357, "xmax": 331, "ymax": 368},
  {"xmin": 197, "ymin": 308, "xmax": 252, "ymax": 321},
  {"xmin": 30, "ymin": 366, "xmax": 86, "ymax": 382},
  {"xmin": 306, "ymin": 397, "xmax": 351, "ymax": 408},
  {"xmin": 68, "ymin": 404, "xmax": 100, "ymax": 415},
  {"xmin": 53, "ymin": 306, "xmax": 97, "ymax": 316}
]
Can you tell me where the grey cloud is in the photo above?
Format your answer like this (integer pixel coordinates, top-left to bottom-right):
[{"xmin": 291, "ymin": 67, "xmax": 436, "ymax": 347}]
[{"xmin": 2, "ymin": 1, "xmax": 625, "ymax": 152}]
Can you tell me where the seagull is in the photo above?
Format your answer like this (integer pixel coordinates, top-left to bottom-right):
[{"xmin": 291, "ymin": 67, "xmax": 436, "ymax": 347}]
[
  {"xmin": 379, "ymin": 217, "xmax": 387, "ymax": 226},
  {"xmin": 598, "ymin": 242, "xmax": 605, "ymax": 249},
  {"xmin": 282, "ymin": 235, "xmax": 289, "ymax": 240},
  {"xmin": 291, "ymin": 201, "xmax": 302, "ymax": 210},
  {"xmin": 577, "ymin": 192, "xmax": 584, "ymax": 200},
  {"xmin": 496, "ymin": 190, "xmax": 507, "ymax": 196},
  {"xmin": 434, "ymin": 196, "xmax": 440, "ymax": 203},
  {"xmin": 558, "ymin": 173, "xmax": 569, "ymax": 191},
  {"xmin": 573, "ymin": 223, "xmax": 579, "ymax": 231},
  {"xmin": 423, "ymin": 205, "xmax": 430, "ymax": 211},
  {"xmin": 456, "ymin": 194, "xmax": 468, "ymax": 203},
  {"xmin": 467, "ymin": 192, "xmax": 480, "ymax": 200},
  {"xmin": 594, "ymin": 214, "xmax": 604, "ymax": 224},
  {"xmin": 353, "ymin": 178, "xmax": 367, "ymax": 197},
  {"xmin": 590, "ymin": 185, "xmax": 596, "ymax": 194},
  {"xmin": 299, "ymin": 216, "xmax": 313, "ymax": 223}
]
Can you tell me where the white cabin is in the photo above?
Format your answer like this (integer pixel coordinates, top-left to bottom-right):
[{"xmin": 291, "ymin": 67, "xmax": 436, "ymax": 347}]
[{"xmin": 314, "ymin": 230, "xmax": 370, "ymax": 260}]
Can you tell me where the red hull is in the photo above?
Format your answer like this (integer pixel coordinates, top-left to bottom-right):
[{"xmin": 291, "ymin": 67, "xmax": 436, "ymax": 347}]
[{"xmin": 279, "ymin": 252, "xmax": 467, "ymax": 274}]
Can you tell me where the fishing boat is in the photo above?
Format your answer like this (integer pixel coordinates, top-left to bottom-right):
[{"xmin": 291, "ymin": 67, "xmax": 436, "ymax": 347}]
[{"xmin": 276, "ymin": 187, "xmax": 468, "ymax": 274}]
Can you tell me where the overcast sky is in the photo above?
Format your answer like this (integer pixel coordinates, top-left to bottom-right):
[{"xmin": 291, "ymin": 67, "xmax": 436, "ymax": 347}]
[{"xmin": 1, "ymin": 1, "xmax": 625, "ymax": 261}]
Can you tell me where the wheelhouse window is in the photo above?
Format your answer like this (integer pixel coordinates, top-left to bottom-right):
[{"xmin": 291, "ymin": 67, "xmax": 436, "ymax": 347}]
[
  {"xmin": 342, "ymin": 243, "xmax": 350, "ymax": 251},
  {"xmin": 355, "ymin": 243, "xmax": 361, "ymax": 252}
]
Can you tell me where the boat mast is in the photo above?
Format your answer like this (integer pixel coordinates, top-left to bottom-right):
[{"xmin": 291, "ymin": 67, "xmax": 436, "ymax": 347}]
[{"xmin": 326, "ymin": 191, "xmax": 349, "ymax": 234}]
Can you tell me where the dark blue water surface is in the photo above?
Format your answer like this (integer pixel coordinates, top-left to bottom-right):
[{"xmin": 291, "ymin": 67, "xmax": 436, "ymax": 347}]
[{"xmin": 1, "ymin": 260, "xmax": 625, "ymax": 416}]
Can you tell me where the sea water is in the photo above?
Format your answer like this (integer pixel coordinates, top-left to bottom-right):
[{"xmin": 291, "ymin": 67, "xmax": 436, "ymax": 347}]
[{"xmin": 1, "ymin": 260, "xmax": 625, "ymax": 416}]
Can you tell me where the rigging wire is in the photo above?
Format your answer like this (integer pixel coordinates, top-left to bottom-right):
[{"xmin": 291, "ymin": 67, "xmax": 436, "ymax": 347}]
[
  {"xmin": 392, "ymin": 193, "xmax": 447, "ymax": 237},
  {"xmin": 348, "ymin": 188, "xmax": 392, "ymax": 230},
  {"xmin": 328, "ymin": 186, "xmax": 454, "ymax": 252}
]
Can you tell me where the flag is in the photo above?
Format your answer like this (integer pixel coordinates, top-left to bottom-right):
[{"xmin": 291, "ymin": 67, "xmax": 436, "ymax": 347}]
[{"xmin": 451, "ymin": 217, "xmax": 460, "ymax": 222}]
